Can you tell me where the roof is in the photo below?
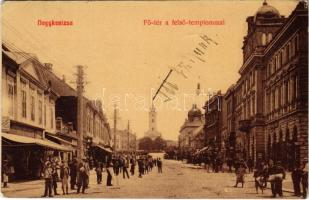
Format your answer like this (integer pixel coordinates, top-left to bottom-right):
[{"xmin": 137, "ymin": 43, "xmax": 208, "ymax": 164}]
[{"xmin": 41, "ymin": 66, "xmax": 77, "ymax": 97}]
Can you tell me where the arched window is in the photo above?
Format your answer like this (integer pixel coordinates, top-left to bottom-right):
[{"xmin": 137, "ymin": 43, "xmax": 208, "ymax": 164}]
[
  {"xmin": 267, "ymin": 33, "xmax": 273, "ymax": 43},
  {"xmin": 293, "ymin": 126, "xmax": 297, "ymax": 141},
  {"xmin": 286, "ymin": 128, "xmax": 290, "ymax": 141},
  {"xmin": 279, "ymin": 130, "xmax": 283, "ymax": 141},
  {"xmin": 262, "ymin": 33, "xmax": 267, "ymax": 46}
]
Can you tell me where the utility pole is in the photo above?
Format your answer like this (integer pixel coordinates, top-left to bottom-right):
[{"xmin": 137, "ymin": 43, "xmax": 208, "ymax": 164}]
[
  {"xmin": 134, "ymin": 131, "xmax": 137, "ymax": 152},
  {"xmin": 113, "ymin": 104, "xmax": 117, "ymax": 154},
  {"xmin": 127, "ymin": 120, "xmax": 130, "ymax": 152},
  {"xmin": 76, "ymin": 65, "xmax": 85, "ymax": 160}
]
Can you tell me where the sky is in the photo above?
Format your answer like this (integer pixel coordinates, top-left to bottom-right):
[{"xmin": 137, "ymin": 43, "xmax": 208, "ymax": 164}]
[{"xmin": 2, "ymin": 0, "xmax": 298, "ymax": 141}]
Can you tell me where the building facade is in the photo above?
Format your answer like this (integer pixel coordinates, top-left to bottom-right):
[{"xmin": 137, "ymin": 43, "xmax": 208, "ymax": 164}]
[
  {"xmin": 2, "ymin": 45, "xmax": 71, "ymax": 180},
  {"xmin": 111, "ymin": 128, "xmax": 137, "ymax": 152},
  {"xmin": 203, "ymin": 91, "xmax": 224, "ymax": 153},
  {"xmin": 179, "ymin": 104, "xmax": 204, "ymax": 152},
  {"xmin": 225, "ymin": 1, "xmax": 308, "ymax": 168}
]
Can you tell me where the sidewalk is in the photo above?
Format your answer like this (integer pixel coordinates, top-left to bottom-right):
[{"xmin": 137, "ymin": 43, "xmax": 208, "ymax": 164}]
[{"xmin": 1, "ymin": 171, "xmax": 97, "ymax": 197}]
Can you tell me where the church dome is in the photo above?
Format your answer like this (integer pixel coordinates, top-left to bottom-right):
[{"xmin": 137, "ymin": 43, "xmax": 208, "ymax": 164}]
[
  {"xmin": 255, "ymin": 1, "xmax": 280, "ymax": 19},
  {"xmin": 188, "ymin": 104, "xmax": 202, "ymax": 120}
]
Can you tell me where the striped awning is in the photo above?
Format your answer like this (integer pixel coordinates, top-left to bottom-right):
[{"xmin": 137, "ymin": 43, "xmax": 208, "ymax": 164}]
[{"xmin": 2, "ymin": 132, "xmax": 72, "ymax": 152}]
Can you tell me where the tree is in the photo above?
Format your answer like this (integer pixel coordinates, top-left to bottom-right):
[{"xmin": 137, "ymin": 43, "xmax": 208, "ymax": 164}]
[
  {"xmin": 138, "ymin": 137, "xmax": 153, "ymax": 151},
  {"xmin": 153, "ymin": 137, "xmax": 167, "ymax": 151}
]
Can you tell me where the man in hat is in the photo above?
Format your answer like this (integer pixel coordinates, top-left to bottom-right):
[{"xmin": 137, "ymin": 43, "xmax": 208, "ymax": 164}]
[
  {"xmin": 77, "ymin": 160, "xmax": 87, "ymax": 194},
  {"xmin": 42, "ymin": 161, "xmax": 53, "ymax": 197},
  {"xmin": 268, "ymin": 160, "xmax": 286, "ymax": 198}
]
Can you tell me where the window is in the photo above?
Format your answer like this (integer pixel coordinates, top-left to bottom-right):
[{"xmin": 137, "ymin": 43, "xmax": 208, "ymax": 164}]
[
  {"xmin": 252, "ymin": 96, "xmax": 255, "ymax": 115},
  {"xmin": 44, "ymin": 104, "xmax": 47, "ymax": 126},
  {"xmin": 7, "ymin": 80, "xmax": 14, "ymax": 117},
  {"xmin": 279, "ymin": 51, "xmax": 282, "ymax": 68},
  {"xmin": 38, "ymin": 100, "xmax": 43, "ymax": 125},
  {"xmin": 285, "ymin": 81, "xmax": 289, "ymax": 105},
  {"xmin": 278, "ymin": 86, "xmax": 281, "ymax": 107},
  {"xmin": 267, "ymin": 33, "xmax": 273, "ymax": 43},
  {"xmin": 31, "ymin": 96, "xmax": 35, "ymax": 121},
  {"xmin": 21, "ymin": 90, "xmax": 27, "ymax": 118},
  {"xmin": 261, "ymin": 33, "xmax": 266, "ymax": 46},
  {"xmin": 50, "ymin": 107, "xmax": 53, "ymax": 129},
  {"xmin": 292, "ymin": 76, "xmax": 297, "ymax": 101}
]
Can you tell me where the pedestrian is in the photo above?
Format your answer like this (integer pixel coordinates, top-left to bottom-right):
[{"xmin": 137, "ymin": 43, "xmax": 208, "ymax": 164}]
[
  {"xmin": 42, "ymin": 161, "xmax": 53, "ymax": 197},
  {"xmin": 268, "ymin": 160, "xmax": 285, "ymax": 198},
  {"xmin": 234, "ymin": 163, "xmax": 246, "ymax": 188},
  {"xmin": 157, "ymin": 158, "xmax": 163, "ymax": 173},
  {"xmin": 106, "ymin": 160, "xmax": 113, "ymax": 187},
  {"xmin": 291, "ymin": 163, "xmax": 302, "ymax": 197},
  {"xmin": 95, "ymin": 163, "xmax": 102, "ymax": 184},
  {"xmin": 138, "ymin": 157, "xmax": 144, "ymax": 178},
  {"xmin": 130, "ymin": 157, "xmax": 135, "ymax": 176},
  {"xmin": 69, "ymin": 158, "xmax": 77, "ymax": 190},
  {"xmin": 1, "ymin": 159, "xmax": 10, "ymax": 188},
  {"xmin": 60, "ymin": 161, "xmax": 69, "ymax": 195},
  {"xmin": 247, "ymin": 157, "xmax": 254, "ymax": 173},
  {"xmin": 227, "ymin": 157, "xmax": 232, "ymax": 173},
  {"xmin": 123, "ymin": 156, "xmax": 130, "ymax": 179},
  {"xmin": 51, "ymin": 159, "xmax": 60, "ymax": 195},
  {"xmin": 83, "ymin": 159, "xmax": 90, "ymax": 189},
  {"xmin": 301, "ymin": 161, "xmax": 308, "ymax": 199},
  {"xmin": 77, "ymin": 161, "xmax": 87, "ymax": 194}
]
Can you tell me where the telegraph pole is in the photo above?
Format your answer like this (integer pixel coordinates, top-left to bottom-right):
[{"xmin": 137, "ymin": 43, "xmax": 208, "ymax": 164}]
[
  {"xmin": 113, "ymin": 104, "xmax": 117, "ymax": 154},
  {"xmin": 76, "ymin": 65, "xmax": 85, "ymax": 160}
]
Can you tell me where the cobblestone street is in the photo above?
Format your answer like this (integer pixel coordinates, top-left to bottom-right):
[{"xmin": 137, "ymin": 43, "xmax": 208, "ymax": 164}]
[{"xmin": 1, "ymin": 154, "xmax": 299, "ymax": 198}]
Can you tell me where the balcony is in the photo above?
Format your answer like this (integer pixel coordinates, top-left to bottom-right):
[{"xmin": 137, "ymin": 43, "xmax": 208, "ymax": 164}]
[{"xmin": 239, "ymin": 119, "xmax": 251, "ymax": 132}]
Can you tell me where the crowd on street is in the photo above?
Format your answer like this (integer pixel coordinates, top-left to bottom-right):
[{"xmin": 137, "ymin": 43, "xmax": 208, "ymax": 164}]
[
  {"xmin": 36, "ymin": 153, "xmax": 163, "ymax": 197},
  {"xmin": 165, "ymin": 150, "xmax": 308, "ymax": 199}
]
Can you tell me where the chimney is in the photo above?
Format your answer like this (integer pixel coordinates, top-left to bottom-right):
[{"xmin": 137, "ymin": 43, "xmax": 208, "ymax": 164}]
[
  {"xmin": 45, "ymin": 63, "xmax": 53, "ymax": 71},
  {"xmin": 62, "ymin": 75, "xmax": 66, "ymax": 82}
]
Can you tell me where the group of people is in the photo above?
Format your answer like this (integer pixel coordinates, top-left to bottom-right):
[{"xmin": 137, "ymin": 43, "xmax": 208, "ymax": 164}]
[
  {"xmin": 40, "ymin": 153, "xmax": 163, "ymax": 197},
  {"xmin": 233, "ymin": 159, "xmax": 308, "ymax": 198},
  {"xmin": 169, "ymin": 150, "xmax": 308, "ymax": 198},
  {"xmin": 103, "ymin": 154, "xmax": 163, "ymax": 188}
]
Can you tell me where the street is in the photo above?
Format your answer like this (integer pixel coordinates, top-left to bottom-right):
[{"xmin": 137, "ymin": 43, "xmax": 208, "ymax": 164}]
[{"xmin": 1, "ymin": 153, "xmax": 298, "ymax": 198}]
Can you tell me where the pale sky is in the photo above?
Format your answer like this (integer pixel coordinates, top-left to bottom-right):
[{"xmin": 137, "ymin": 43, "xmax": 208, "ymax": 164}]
[{"xmin": 2, "ymin": 0, "xmax": 298, "ymax": 141}]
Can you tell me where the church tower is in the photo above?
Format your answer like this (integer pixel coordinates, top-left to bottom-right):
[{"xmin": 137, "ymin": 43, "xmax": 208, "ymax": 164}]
[{"xmin": 144, "ymin": 104, "xmax": 162, "ymax": 139}]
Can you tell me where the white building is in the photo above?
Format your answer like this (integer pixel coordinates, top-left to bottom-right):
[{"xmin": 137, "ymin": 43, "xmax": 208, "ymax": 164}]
[{"xmin": 144, "ymin": 105, "xmax": 162, "ymax": 140}]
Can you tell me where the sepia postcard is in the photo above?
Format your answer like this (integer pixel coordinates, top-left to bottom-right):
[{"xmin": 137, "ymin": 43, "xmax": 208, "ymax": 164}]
[{"xmin": 1, "ymin": 0, "xmax": 308, "ymax": 198}]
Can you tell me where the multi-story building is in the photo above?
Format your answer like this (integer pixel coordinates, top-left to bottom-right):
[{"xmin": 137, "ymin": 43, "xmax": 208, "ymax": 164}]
[
  {"xmin": 263, "ymin": 2, "xmax": 308, "ymax": 169},
  {"xmin": 1, "ymin": 45, "xmax": 71, "ymax": 180},
  {"xmin": 203, "ymin": 91, "xmax": 224, "ymax": 153},
  {"xmin": 226, "ymin": 1, "xmax": 307, "ymax": 168}
]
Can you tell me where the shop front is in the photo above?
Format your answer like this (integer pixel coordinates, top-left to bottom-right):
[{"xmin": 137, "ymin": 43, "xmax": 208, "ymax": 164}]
[{"xmin": 2, "ymin": 132, "xmax": 72, "ymax": 181}]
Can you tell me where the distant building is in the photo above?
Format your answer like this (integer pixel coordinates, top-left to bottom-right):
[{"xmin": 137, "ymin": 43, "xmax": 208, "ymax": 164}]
[
  {"xmin": 179, "ymin": 104, "xmax": 204, "ymax": 151},
  {"xmin": 203, "ymin": 91, "xmax": 225, "ymax": 153},
  {"xmin": 144, "ymin": 105, "xmax": 162, "ymax": 139},
  {"xmin": 111, "ymin": 128, "xmax": 136, "ymax": 152}
]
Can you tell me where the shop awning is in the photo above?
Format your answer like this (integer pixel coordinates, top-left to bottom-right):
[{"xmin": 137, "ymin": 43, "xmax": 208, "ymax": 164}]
[
  {"xmin": 2, "ymin": 133, "xmax": 72, "ymax": 152},
  {"xmin": 94, "ymin": 144, "xmax": 113, "ymax": 153},
  {"xmin": 46, "ymin": 134, "xmax": 74, "ymax": 146}
]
